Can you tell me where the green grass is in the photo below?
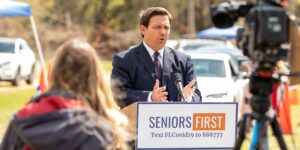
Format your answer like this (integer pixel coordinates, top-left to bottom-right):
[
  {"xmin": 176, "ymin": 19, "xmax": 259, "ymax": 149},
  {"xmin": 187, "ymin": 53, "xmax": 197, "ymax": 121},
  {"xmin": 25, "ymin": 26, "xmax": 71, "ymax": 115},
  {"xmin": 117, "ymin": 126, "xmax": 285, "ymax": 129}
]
[
  {"xmin": 0, "ymin": 88, "xmax": 35, "ymax": 138},
  {"xmin": 101, "ymin": 59, "xmax": 113, "ymax": 73}
]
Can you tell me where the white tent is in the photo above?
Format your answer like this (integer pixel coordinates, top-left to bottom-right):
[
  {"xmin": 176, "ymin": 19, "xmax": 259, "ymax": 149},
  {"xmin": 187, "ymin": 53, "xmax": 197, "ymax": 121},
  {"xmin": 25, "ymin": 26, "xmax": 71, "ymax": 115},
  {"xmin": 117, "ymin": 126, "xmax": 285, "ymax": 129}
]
[{"xmin": 1, "ymin": 0, "xmax": 48, "ymax": 87}]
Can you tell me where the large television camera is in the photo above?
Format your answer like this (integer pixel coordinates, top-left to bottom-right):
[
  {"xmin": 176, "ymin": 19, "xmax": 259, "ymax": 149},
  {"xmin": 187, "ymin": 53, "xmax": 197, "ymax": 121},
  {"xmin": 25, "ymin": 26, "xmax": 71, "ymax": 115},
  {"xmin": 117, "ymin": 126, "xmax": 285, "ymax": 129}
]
[
  {"xmin": 211, "ymin": 0, "xmax": 290, "ymax": 114},
  {"xmin": 211, "ymin": 1, "xmax": 291, "ymax": 149}
]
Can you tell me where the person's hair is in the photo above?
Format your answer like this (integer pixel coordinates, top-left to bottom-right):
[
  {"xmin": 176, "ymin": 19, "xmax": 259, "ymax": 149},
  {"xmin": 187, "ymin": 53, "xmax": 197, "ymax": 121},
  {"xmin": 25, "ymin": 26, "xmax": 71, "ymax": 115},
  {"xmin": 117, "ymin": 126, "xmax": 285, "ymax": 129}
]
[
  {"xmin": 139, "ymin": 7, "xmax": 172, "ymax": 27},
  {"xmin": 50, "ymin": 39, "xmax": 129, "ymax": 149}
]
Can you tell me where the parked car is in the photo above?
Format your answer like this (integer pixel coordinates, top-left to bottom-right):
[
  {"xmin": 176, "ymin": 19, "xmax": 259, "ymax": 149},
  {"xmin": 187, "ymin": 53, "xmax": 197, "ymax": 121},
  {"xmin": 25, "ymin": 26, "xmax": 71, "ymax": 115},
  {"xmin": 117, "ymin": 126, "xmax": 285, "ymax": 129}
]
[
  {"xmin": 180, "ymin": 42, "xmax": 252, "ymax": 73},
  {"xmin": 176, "ymin": 38, "xmax": 235, "ymax": 51},
  {"xmin": 176, "ymin": 38, "xmax": 252, "ymax": 71},
  {"xmin": 166, "ymin": 39, "xmax": 178, "ymax": 49},
  {"xmin": 0, "ymin": 37, "xmax": 36, "ymax": 86},
  {"xmin": 187, "ymin": 52, "xmax": 240, "ymax": 102},
  {"xmin": 196, "ymin": 46, "xmax": 251, "ymax": 71}
]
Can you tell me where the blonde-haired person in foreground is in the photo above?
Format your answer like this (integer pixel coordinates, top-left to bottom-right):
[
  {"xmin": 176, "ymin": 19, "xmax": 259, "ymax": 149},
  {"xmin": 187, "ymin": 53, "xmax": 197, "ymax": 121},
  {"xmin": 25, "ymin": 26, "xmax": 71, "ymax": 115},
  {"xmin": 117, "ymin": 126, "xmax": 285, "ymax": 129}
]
[{"xmin": 0, "ymin": 39, "xmax": 130, "ymax": 150}]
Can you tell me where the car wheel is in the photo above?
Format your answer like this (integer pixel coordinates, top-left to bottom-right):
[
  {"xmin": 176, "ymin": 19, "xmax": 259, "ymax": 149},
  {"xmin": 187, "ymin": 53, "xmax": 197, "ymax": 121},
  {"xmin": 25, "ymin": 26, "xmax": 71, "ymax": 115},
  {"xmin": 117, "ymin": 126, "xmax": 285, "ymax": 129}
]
[
  {"xmin": 26, "ymin": 65, "xmax": 35, "ymax": 84},
  {"xmin": 12, "ymin": 69, "xmax": 21, "ymax": 86}
]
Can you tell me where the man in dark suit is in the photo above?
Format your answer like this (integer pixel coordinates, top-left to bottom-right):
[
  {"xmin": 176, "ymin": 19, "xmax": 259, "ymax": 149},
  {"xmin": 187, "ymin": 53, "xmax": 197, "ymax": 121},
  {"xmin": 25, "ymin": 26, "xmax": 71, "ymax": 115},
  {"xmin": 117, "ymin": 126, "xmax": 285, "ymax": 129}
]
[{"xmin": 111, "ymin": 7, "xmax": 201, "ymax": 108}]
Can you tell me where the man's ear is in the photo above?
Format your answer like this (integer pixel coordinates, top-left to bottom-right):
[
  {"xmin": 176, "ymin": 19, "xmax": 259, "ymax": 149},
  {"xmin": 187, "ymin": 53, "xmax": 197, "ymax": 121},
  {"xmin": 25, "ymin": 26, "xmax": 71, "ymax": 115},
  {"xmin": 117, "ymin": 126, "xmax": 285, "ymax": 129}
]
[{"xmin": 140, "ymin": 25, "xmax": 146, "ymax": 35}]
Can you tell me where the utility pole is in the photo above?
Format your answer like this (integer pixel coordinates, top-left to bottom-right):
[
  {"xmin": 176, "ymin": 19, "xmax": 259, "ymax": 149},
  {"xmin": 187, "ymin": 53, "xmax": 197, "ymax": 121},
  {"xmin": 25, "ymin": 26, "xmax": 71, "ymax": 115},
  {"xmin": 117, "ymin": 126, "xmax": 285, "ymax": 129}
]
[{"xmin": 187, "ymin": 0, "xmax": 196, "ymax": 35}]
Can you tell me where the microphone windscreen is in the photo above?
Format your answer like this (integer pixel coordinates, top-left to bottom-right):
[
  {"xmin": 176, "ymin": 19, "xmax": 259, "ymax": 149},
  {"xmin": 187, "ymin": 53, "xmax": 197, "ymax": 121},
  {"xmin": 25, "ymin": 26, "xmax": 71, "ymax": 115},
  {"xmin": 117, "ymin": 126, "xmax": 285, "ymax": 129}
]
[{"xmin": 172, "ymin": 72, "xmax": 182, "ymax": 83}]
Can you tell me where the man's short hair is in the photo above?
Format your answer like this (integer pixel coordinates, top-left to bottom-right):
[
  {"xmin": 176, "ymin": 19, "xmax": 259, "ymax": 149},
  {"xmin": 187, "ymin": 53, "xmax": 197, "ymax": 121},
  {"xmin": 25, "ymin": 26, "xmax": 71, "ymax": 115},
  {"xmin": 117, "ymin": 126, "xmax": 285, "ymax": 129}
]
[{"xmin": 139, "ymin": 7, "xmax": 172, "ymax": 27}]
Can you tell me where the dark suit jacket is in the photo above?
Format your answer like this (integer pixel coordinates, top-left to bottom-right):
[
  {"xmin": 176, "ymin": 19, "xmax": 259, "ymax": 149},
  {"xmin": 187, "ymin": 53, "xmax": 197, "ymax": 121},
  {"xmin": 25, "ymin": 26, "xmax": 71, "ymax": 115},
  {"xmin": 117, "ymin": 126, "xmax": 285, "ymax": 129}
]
[{"xmin": 111, "ymin": 43, "xmax": 202, "ymax": 108}]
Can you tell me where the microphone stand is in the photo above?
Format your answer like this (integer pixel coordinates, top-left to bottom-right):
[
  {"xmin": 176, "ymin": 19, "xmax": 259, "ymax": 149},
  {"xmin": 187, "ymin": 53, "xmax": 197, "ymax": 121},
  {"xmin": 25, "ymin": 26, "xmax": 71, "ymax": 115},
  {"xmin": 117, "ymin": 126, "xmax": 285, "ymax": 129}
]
[
  {"xmin": 173, "ymin": 72, "xmax": 186, "ymax": 102},
  {"xmin": 176, "ymin": 83, "xmax": 186, "ymax": 102}
]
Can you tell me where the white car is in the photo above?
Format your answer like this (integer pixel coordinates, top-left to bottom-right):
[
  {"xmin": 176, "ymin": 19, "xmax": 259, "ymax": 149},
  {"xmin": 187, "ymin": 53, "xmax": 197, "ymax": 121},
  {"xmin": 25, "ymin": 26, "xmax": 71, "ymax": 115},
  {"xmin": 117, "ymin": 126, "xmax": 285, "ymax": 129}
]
[
  {"xmin": 166, "ymin": 40, "xmax": 178, "ymax": 49},
  {"xmin": 0, "ymin": 37, "xmax": 36, "ymax": 86},
  {"xmin": 176, "ymin": 38, "xmax": 235, "ymax": 51},
  {"xmin": 188, "ymin": 52, "xmax": 239, "ymax": 102}
]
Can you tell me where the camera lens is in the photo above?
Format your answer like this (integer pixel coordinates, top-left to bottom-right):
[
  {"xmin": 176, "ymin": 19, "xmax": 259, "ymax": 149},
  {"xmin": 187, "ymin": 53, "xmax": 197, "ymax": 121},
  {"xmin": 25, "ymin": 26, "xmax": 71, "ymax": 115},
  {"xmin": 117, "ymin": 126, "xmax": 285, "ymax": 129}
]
[{"xmin": 211, "ymin": 5, "xmax": 236, "ymax": 28}]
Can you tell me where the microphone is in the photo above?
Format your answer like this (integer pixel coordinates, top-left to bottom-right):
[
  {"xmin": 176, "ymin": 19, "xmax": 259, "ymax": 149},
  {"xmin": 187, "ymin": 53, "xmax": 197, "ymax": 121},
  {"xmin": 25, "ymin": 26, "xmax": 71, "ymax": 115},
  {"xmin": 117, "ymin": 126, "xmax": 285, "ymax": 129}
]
[{"xmin": 172, "ymin": 72, "xmax": 186, "ymax": 102}]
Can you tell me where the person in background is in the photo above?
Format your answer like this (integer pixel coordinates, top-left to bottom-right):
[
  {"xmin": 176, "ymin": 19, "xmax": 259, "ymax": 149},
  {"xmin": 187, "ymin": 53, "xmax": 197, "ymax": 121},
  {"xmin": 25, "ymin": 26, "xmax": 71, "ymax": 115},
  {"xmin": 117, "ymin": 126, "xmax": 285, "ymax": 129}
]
[
  {"xmin": 111, "ymin": 7, "xmax": 202, "ymax": 108},
  {"xmin": 0, "ymin": 39, "xmax": 130, "ymax": 150}
]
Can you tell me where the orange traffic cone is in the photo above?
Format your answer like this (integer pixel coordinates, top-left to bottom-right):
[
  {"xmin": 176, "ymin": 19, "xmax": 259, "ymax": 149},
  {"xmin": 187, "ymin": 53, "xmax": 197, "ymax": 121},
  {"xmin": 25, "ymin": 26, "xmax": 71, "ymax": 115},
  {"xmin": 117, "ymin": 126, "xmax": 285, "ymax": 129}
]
[
  {"xmin": 38, "ymin": 68, "xmax": 47, "ymax": 93},
  {"xmin": 37, "ymin": 63, "xmax": 51, "ymax": 94},
  {"xmin": 47, "ymin": 63, "xmax": 52, "ymax": 83},
  {"xmin": 278, "ymin": 85, "xmax": 293, "ymax": 134}
]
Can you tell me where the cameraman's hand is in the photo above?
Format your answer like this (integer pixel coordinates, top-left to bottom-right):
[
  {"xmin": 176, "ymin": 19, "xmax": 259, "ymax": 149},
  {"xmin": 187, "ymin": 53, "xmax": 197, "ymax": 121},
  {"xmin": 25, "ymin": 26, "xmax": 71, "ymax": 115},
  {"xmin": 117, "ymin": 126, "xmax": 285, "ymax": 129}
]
[{"xmin": 151, "ymin": 80, "xmax": 168, "ymax": 102}]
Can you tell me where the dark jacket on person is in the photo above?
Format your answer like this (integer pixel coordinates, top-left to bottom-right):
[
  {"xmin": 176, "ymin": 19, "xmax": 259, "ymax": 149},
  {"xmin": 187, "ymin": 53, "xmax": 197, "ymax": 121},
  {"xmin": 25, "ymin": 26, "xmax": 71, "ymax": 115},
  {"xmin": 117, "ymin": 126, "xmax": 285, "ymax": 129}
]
[
  {"xmin": 111, "ymin": 43, "xmax": 202, "ymax": 108},
  {"xmin": 0, "ymin": 90, "xmax": 114, "ymax": 150}
]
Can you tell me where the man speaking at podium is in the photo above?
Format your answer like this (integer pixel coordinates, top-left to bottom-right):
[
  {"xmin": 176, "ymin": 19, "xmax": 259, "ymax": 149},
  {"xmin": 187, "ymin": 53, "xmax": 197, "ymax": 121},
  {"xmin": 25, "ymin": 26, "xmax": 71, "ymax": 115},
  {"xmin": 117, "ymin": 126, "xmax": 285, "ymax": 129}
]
[{"xmin": 111, "ymin": 7, "xmax": 202, "ymax": 108}]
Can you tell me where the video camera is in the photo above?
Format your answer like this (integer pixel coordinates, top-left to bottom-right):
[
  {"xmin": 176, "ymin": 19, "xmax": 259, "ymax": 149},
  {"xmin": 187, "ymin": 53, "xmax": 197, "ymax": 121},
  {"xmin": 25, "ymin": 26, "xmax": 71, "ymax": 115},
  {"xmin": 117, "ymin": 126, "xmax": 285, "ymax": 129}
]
[
  {"xmin": 211, "ymin": 0, "xmax": 290, "ymax": 114},
  {"xmin": 211, "ymin": 2, "xmax": 293, "ymax": 149}
]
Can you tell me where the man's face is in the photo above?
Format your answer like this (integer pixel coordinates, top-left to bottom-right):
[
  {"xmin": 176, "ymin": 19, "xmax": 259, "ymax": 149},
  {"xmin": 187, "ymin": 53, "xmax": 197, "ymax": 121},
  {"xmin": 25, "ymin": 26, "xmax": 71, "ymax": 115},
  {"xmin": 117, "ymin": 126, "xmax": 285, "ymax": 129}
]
[{"xmin": 140, "ymin": 15, "xmax": 170, "ymax": 51}]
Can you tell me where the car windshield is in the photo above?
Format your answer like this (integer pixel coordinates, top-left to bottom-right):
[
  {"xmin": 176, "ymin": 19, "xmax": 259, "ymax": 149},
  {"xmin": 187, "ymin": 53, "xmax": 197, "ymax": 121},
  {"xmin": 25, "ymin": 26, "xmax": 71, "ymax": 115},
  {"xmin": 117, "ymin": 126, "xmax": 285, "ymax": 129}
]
[
  {"xmin": 183, "ymin": 44, "xmax": 221, "ymax": 51},
  {"xmin": 179, "ymin": 39, "xmax": 228, "ymax": 51},
  {"xmin": 192, "ymin": 59, "xmax": 226, "ymax": 77},
  {"xmin": 196, "ymin": 46, "xmax": 243, "ymax": 65},
  {"xmin": 0, "ymin": 42, "xmax": 15, "ymax": 53}
]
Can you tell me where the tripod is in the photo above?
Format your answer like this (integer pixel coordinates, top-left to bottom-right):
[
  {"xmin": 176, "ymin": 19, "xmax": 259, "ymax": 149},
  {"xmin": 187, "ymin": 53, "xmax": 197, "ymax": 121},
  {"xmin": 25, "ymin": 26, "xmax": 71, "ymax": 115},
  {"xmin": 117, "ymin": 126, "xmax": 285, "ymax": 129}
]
[
  {"xmin": 235, "ymin": 111, "xmax": 287, "ymax": 150},
  {"xmin": 234, "ymin": 73, "xmax": 288, "ymax": 150}
]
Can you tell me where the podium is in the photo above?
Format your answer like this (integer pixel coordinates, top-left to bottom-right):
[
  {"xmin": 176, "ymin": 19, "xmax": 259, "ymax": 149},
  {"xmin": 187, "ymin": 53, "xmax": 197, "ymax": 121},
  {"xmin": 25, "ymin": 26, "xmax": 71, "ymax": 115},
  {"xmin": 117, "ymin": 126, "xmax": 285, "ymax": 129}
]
[
  {"xmin": 120, "ymin": 102, "xmax": 137, "ymax": 138},
  {"xmin": 128, "ymin": 102, "xmax": 237, "ymax": 149}
]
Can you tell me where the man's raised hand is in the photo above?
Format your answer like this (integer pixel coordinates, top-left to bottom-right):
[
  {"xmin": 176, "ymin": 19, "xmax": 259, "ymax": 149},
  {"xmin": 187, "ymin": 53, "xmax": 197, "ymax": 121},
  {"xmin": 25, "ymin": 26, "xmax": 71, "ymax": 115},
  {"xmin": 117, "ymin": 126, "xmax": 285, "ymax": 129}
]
[
  {"xmin": 183, "ymin": 79, "xmax": 196, "ymax": 102},
  {"xmin": 151, "ymin": 80, "xmax": 168, "ymax": 102}
]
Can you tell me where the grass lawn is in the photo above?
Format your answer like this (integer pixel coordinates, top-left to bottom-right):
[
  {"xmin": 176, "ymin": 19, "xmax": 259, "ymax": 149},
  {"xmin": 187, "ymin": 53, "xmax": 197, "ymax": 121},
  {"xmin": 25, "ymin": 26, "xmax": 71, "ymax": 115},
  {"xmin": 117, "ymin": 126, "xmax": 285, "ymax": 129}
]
[
  {"xmin": 0, "ymin": 88, "xmax": 35, "ymax": 139},
  {"xmin": 101, "ymin": 59, "xmax": 113, "ymax": 73}
]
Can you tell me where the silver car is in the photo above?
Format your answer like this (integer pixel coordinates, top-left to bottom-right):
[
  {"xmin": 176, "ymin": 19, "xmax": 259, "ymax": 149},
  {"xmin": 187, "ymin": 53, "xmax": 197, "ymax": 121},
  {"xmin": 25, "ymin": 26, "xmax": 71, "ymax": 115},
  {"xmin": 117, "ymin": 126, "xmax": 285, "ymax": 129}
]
[{"xmin": 0, "ymin": 37, "xmax": 36, "ymax": 86}]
